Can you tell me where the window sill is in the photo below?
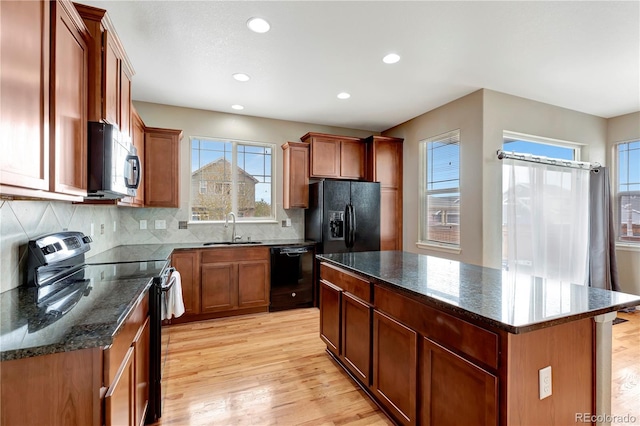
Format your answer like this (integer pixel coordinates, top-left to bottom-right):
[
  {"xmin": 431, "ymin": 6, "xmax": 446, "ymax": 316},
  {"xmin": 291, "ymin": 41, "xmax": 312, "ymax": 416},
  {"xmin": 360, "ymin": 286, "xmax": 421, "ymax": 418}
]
[
  {"xmin": 416, "ymin": 242, "xmax": 461, "ymax": 255},
  {"xmin": 615, "ymin": 243, "xmax": 640, "ymax": 253}
]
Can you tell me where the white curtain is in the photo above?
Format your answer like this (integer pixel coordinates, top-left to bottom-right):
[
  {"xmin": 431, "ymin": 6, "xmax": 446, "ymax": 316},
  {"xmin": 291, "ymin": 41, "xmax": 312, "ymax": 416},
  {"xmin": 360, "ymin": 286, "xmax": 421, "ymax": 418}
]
[{"xmin": 503, "ymin": 158, "xmax": 590, "ymax": 285}]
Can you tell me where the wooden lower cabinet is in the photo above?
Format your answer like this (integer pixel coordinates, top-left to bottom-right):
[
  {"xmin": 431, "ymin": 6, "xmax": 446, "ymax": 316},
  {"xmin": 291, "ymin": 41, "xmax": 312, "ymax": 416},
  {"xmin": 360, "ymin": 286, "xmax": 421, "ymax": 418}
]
[
  {"xmin": 105, "ymin": 346, "xmax": 135, "ymax": 426},
  {"xmin": 319, "ymin": 280, "xmax": 341, "ymax": 356},
  {"xmin": 201, "ymin": 262, "xmax": 237, "ymax": 312},
  {"xmin": 134, "ymin": 317, "xmax": 151, "ymax": 426},
  {"xmin": 171, "ymin": 250, "xmax": 200, "ymax": 316},
  {"xmin": 237, "ymin": 261, "xmax": 269, "ymax": 308},
  {"xmin": 341, "ymin": 292, "xmax": 372, "ymax": 385},
  {"xmin": 372, "ymin": 310, "xmax": 418, "ymax": 425},
  {"xmin": 421, "ymin": 338, "xmax": 497, "ymax": 426}
]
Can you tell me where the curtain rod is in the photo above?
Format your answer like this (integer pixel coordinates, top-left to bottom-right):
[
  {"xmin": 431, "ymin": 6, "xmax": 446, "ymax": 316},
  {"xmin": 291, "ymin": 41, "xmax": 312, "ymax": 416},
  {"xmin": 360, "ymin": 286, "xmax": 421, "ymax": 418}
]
[{"xmin": 496, "ymin": 150, "xmax": 601, "ymax": 171}]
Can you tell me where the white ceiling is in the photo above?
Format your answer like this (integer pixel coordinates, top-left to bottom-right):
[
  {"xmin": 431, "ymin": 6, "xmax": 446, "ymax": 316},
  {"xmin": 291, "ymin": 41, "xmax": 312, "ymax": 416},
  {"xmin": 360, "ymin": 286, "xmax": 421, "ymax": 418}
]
[{"xmin": 79, "ymin": 1, "xmax": 640, "ymax": 132}]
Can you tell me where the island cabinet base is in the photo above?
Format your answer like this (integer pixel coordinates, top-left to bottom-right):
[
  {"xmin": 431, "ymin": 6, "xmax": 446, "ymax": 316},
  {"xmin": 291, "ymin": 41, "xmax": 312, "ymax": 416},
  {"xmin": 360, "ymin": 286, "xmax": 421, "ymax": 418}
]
[{"xmin": 318, "ymin": 261, "xmax": 596, "ymax": 426}]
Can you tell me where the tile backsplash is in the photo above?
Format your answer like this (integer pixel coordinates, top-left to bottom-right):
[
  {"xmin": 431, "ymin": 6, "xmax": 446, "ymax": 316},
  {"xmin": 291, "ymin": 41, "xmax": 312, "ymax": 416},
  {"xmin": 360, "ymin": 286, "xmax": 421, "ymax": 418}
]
[{"xmin": 0, "ymin": 200, "xmax": 303, "ymax": 293}]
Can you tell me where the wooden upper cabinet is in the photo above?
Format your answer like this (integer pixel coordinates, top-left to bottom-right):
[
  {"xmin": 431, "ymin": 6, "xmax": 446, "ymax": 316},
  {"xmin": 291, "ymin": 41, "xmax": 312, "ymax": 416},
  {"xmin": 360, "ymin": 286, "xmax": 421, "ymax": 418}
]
[
  {"xmin": 282, "ymin": 141, "xmax": 309, "ymax": 209},
  {"xmin": 0, "ymin": 0, "xmax": 51, "ymax": 193},
  {"xmin": 50, "ymin": 0, "xmax": 89, "ymax": 197},
  {"xmin": 74, "ymin": 3, "xmax": 134, "ymax": 138},
  {"xmin": 302, "ymin": 132, "xmax": 366, "ymax": 180},
  {"xmin": 365, "ymin": 136, "xmax": 404, "ymax": 251},
  {"xmin": 144, "ymin": 127, "xmax": 182, "ymax": 208}
]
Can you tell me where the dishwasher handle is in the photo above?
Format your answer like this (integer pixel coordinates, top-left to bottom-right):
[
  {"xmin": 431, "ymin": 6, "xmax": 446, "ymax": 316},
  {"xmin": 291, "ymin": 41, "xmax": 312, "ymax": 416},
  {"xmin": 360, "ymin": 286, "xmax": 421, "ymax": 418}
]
[{"xmin": 274, "ymin": 247, "xmax": 310, "ymax": 257}]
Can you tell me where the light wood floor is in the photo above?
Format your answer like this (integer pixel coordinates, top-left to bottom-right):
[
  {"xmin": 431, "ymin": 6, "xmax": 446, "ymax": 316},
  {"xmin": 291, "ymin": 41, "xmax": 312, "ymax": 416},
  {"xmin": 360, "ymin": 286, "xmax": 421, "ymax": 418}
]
[{"xmin": 156, "ymin": 308, "xmax": 640, "ymax": 426}]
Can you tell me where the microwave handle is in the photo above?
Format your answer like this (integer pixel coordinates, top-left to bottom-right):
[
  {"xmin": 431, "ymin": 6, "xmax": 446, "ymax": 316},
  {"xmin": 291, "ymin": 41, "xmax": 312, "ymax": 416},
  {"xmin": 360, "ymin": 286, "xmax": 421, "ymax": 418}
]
[{"xmin": 126, "ymin": 155, "xmax": 141, "ymax": 189}]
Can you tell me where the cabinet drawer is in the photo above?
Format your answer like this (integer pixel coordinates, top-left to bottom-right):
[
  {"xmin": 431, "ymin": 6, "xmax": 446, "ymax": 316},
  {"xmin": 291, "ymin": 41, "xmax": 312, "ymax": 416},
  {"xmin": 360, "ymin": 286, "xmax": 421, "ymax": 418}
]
[
  {"xmin": 375, "ymin": 285, "xmax": 498, "ymax": 369},
  {"xmin": 104, "ymin": 293, "xmax": 149, "ymax": 386},
  {"xmin": 201, "ymin": 246, "xmax": 269, "ymax": 263},
  {"xmin": 320, "ymin": 262, "xmax": 371, "ymax": 303}
]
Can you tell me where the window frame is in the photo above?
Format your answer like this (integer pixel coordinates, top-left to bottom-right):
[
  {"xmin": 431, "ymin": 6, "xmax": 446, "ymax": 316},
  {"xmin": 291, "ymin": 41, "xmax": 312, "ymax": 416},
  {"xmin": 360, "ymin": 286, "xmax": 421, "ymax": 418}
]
[
  {"xmin": 613, "ymin": 139, "xmax": 640, "ymax": 250},
  {"xmin": 502, "ymin": 131, "xmax": 581, "ymax": 161},
  {"xmin": 189, "ymin": 136, "xmax": 276, "ymax": 224},
  {"xmin": 417, "ymin": 129, "xmax": 462, "ymax": 253}
]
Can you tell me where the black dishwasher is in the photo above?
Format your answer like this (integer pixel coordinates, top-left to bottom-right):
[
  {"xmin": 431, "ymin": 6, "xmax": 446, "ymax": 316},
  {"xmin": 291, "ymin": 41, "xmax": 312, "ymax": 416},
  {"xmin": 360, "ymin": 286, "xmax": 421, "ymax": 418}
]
[{"xmin": 269, "ymin": 245, "xmax": 315, "ymax": 311}]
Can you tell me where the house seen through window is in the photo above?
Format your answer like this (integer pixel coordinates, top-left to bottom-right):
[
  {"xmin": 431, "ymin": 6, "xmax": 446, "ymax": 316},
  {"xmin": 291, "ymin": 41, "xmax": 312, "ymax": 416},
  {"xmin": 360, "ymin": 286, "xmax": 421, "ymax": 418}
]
[{"xmin": 191, "ymin": 137, "xmax": 274, "ymax": 222}]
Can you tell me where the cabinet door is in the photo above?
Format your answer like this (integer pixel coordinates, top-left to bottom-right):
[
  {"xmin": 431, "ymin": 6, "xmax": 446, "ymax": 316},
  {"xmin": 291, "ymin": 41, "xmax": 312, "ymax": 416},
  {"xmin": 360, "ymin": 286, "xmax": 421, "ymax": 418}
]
[
  {"xmin": 282, "ymin": 142, "xmax": 309, "ymax": 209},
  {"xmin": 341, "ymin": 292, "xmax": 372, "ymax": 385},
  {"xmin": 319, "ymin": 280, "xmax": 341, "ymax": 356},
  {"xmin": 51, "ymin": 0, "xmax": 88, "ymax": 196},
  {"xmin": 421, "ymin": 338, "xmax": 497, "ymax": 426},
  {"xmin": 105, "ymin": 346, "xmax": 135, "ymax": 426},
  {"xmin": 134, "ymin": 317, "xmax": 150, "ymax": 426},
  {"xmin": 237, "ymin": 260, "xmax": 269, "ymax": 308},
  {"xmin": 120, "ymin": 68, "xmax": 132, "ymax": 138},
  {"xmin": 171, "ymin": 251, "xmax": 200, "ymax": 315},
  {"xmin": 0, "ymin": 0, "xmax": 50, "ymax": 191},
  {"xmin": 201, "ymin": 263, "xmax": 236, "ymax": 312},
  {"xmin": 144, "ymin": 128, "xmax": 181, "ymax": 208},
  {"xmin": 373, "ymin": 310, "xmax": 417, "ymax": 425},
  {"xmin": 340, "ymin": 139, "xmax": 366, "ymax": 180},
  {"xmin": 373, "ymin": 139, "xmax": 402, "ymax": 188},
  {"xmin": 310, "ymin": 137, "xmax": 340, "ymax": 178},
  {"xmin": 380, "ymin": 188, "xmax": 400, "ymax": 251},
  {"xmin": 103, "ymin": 30, "xmax": 120, "ymax": 126}
]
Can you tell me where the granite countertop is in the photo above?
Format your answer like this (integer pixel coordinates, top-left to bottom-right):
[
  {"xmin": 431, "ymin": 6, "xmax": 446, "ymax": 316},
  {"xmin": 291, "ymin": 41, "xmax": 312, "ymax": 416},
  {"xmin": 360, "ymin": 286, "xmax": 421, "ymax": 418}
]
[
  {"xmin": 318, "ymin": 251, "xmax": 640, "ymax": 334},
  {"xmin": 86, "ymin": 240, "xmax": 316, "ymax": 264}
]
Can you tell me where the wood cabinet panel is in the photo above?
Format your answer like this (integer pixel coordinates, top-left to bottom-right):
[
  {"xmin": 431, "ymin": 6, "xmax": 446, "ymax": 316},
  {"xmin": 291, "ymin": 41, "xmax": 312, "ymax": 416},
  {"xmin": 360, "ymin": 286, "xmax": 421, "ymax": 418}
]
[
  {"xmin": 282, "ymin": 141, "xmax": 309, "ymax": 209},
  {"xmin": 320, "ymin": 262, "xmax": 371, "ymax": 303},
  {"xmin": 201, "ymin": 263, "xmax": 236, "ymax": 313},
  {"xmin": 319, "ymin": 280, "xmax": 341, "ymax": 356},
  {"xmin": 238, "ymin": 261, "xmax": 269, "ymax": 308},
  {"xmin": 341, "ymin": 292, "xmax": 372, "ymax": 385},
  {"xmin": 373, "ymin": 310, "xmax": 417, "ymax": 425},
  {"xmin": 105, "ymin": 346, "xmax": 135, "ymax": 426},
  {"xmin": 0, "ymin": 0, "xmax": 50, "ymax": 191},
  {"xmin": 120, "ymin": 66, "xmax": 132, "ymax": 137},
  {"xmin": 310, "ymin": 136, "xmax": 340, "ymax": 177},
  {"xmin": 380, "ymin": 188, "xmax": 400, "ymax": 251},
  {"xmin": 201, "ymin": 246, "xmax": 267, "ymax": 263},
  {"xmin": 340, "ymin": 139, "xmax": 366, "ymax": 179},
  {"xmin": 134, "ymin": 316, "xmax": 150, "ymax": 426},
  {"xmin": 421, "ymin": 338, "xmax": 497, "ymax": 426},
  {"xmin": 103, "ymin": 30, "xmax": 120, "ymax": 126},
  {"xmin": 171, "ymin": 251, "xmax": 200, "ymax": 316},
  {"xmin": 51, "ymin": 0, "xmax": 88, "ymax": 196},
  {"xmin": 144, "ymin": 127, "xmax": 181, "ymax": 208}
]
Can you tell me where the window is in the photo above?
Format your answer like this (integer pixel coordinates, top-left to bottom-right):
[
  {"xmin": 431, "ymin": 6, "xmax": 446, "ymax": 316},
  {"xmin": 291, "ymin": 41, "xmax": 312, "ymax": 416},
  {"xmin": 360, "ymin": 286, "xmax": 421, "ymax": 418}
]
[
  {"xmin": 419, "ymin": 130, "xmax": 460, "ymax": 248},
  {"xmin": 503, "ymin": 132, "xmax": 578, "ymax": 160},
  {"xmin": 190, "ymin": 137, "xmax": 274, "ymax": 222},
  {"xmin": 615, "ymin": 141, "xmax": 640, "ymax": 244}
]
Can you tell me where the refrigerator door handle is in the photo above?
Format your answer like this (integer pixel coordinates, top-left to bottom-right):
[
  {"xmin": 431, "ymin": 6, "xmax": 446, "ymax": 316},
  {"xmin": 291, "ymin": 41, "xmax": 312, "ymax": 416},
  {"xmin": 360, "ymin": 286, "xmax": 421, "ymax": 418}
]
[
  {"xmin": 350, "ymin": 204, "xmax": 356, "ymax": 248},
  {"xmin": 345, "ymin": 203, "xmax": 355, "ymax": 249},
  {"xmin": 344, "ymin": 204, "xmax": 351, "ymax": 248}
]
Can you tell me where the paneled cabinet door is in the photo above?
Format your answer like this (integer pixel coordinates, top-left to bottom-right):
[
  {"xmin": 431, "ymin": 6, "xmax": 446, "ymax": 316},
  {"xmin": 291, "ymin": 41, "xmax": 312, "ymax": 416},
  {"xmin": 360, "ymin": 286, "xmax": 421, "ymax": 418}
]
[
  {"xmin": 373, "ymin": 310, "xmax": 418, "ymax": 425},
  {"xmin": 171, "ymin": 251, "xmax": 200, "ymax": 316},
  {"xmin": 319, "ymin": 280, "xmax": 341, "ymax": 356},
  {"xmin": 201, "ymin": 262, "xmax": 237, "ymax": 313},
  {"xmin": 103, "ymin": 30, "xmax": 120, "ymax": 126},
  {"xmin": 144, "ymin": 127, "xmax": 182, "ymax": 208},
  {"xmin": 51, "ymin": 0, "xmax": 88, "ymax": 197},
  {"xmin": 282, "ymin": 141, "xmax": 309, "ymax": 209},
  {"xmin": 421, "ymin": 338, "xmax": 498, "ymax": 426},
  {"xmin": 340, "ymin": 139, "xmax": 366, "ymax": 180},
  {"xmin": 134, "ymin": 317, "xmax": 150, "ymax": 426},
  {"xmin": 0, "ymin": 0, "xmax": 50, "ymax": 192},
  {"xmin": 341, "ymin": 292, "xmax": 372, "ymax": 385},
  {"xmin": 237, "ymin": 260, "xmax": 269, "ymax": 308},
  {"xmin": 105, "ymin": 346, "xmax": 135, "ymax": 426}
]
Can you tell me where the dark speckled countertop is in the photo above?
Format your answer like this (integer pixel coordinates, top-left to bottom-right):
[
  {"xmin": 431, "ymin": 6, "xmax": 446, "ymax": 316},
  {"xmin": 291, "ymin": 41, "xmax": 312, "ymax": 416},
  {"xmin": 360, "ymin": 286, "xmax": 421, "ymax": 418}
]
[{"xmin": 318, "ymin": 251, "xmax": 640, "ymax": 334}]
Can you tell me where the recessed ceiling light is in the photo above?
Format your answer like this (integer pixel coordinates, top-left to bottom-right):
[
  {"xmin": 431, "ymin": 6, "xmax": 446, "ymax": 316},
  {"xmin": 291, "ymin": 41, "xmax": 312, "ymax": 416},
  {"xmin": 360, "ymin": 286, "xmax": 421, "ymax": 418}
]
[
  {"xmin": 247, "ymin": 17, "xmax": 270, "ymax": 33},
  {"xmin": 233, "ymin": 73, "xmax": 251, "ymax": 82},
  {"xmin": 231, "ymin": 104, "xmax": 244, "ymax": 110},
  {"xmin": 337, "ymin": 92, "xmax": 351, "ymax": 100},
  {"xmin": 383, "ymin": 53, "xmax": 400, "ymax": 64}
]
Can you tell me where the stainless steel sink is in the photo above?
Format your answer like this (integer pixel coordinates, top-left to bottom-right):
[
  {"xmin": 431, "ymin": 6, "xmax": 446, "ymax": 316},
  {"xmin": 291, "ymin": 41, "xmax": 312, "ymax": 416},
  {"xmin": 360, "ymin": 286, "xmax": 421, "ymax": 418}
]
[{"xmin": 203, "ymin": 241, "xmax": 263, "ymax": 246}]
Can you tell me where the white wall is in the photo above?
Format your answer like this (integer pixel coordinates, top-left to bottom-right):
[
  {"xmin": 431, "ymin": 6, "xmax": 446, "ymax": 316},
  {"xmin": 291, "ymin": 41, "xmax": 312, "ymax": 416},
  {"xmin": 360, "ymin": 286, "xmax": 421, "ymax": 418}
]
[
  {"xmin": 607, "ymin": 112, "xmax": 640, "ymax": 295},
  {"xmin": 129, "ymin": 101, "xmax": 376, "ymax": 245}
]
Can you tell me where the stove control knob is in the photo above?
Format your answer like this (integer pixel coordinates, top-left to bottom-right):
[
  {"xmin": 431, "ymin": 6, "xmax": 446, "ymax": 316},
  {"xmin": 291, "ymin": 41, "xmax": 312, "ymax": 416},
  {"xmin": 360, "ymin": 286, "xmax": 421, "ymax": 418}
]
[
  {"xmin": 82, "ymin": 236, "xmax": 93, "ymax": 243},
  {"xmin": 42, "ymin": 244, "xmax": 57, "ymax": 255}
]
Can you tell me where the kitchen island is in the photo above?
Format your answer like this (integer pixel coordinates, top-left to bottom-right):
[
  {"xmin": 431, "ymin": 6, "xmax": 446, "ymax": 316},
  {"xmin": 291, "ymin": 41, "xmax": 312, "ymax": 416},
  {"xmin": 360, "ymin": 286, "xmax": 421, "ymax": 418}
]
[{"xmin": 317, "ymin": 251, "xmax": 640, "ymax": 426}]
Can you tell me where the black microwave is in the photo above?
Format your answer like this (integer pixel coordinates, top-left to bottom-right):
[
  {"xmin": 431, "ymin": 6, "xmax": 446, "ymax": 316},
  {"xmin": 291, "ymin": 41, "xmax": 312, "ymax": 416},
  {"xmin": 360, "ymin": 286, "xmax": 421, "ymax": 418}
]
[{"xmin": 87, "ymin": 122, "xmax": 141, "ymax": 199}]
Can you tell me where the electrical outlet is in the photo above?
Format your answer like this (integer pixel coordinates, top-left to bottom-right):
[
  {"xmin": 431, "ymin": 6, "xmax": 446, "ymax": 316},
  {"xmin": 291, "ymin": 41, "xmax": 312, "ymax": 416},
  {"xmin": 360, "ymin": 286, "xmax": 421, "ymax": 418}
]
[
  {"xmin": 140, "ymin": 220, "xmax": 147, "ymax": 230},
  {"xmin": 281, "ymin": 218, "xmax": 292, "ymax": 227},
  {"xmin": 539, "ymin": 366, "xmax": 552, "ymax": 399},
  {"xmin": 90, "ymin": 223, "xmax": 95, "ymax": 237},
  {"xmin": 100, "ymin": 224, "xmax": 105, "ymax": 235},
  {"xmin": 113, "ymin": 221, "xmax": 117, "ymax": 232},
  {"xmin": 155, "ymin": 220, "xmax": 166, "ymax": 230}
]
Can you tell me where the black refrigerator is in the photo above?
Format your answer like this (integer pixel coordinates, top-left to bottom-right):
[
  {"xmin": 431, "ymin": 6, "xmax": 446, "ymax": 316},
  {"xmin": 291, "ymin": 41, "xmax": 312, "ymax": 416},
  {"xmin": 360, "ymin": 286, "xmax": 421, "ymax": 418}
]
[{"xmin": 305, "ymin": 180, "xmax": 380, "ymax": 253}]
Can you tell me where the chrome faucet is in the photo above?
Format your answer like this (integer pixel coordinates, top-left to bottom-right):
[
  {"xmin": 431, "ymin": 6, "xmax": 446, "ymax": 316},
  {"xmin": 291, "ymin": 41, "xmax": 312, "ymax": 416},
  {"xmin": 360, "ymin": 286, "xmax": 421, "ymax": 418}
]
[{"xmin": 225, "ymin": 212, "xmax": 242, "ymax": 242}]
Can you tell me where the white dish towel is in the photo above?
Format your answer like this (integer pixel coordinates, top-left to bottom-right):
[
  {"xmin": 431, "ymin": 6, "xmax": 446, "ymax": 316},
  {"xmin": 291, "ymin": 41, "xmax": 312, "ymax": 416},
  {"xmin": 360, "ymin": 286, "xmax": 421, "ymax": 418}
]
[{"xmin": 162, "ymin": 270, "xmax": 185, "ymax": 320}]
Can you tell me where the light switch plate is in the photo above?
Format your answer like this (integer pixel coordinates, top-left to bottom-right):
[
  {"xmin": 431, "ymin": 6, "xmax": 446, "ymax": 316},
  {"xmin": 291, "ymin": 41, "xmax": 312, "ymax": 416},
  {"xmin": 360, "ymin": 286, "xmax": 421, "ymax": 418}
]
[
  {"xmin": 155, "ymin": 220, "xmax": 166, "ymax": 230},
  {"xmin": 539, "ymin": 366, "xmax": 552, "ymax": 399},
  {"xmin": 140, "ymin": 220, "xmax": 147, "ymax": 230}
]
